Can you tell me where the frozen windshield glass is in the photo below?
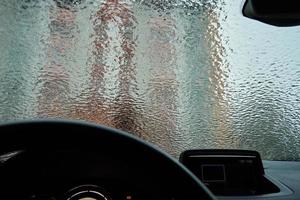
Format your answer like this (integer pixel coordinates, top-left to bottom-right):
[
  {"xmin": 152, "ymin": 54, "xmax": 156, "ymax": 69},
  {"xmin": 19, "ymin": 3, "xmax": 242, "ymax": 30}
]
[{"xmin": 0, "ymin": 0, "xmax": 300, "ymax": 160}]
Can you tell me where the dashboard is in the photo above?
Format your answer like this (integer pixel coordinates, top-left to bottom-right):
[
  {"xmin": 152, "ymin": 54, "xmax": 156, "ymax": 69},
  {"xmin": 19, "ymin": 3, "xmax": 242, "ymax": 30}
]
[
  {"xmin": 0, "ymin": 120, "xmax": 300, "ymax": 200},
  {"xmin": 0, "ymin": 120, "xmax": 215, "ymax": 200},
  {"xmin": 179, "ymin": 150, "xmax": 299, "ymax": 200},
  {"xmin": 180, "ymin": 150, "xmax": 278, "ymax": 196},
  {"xmin": 218, "ymin": 161, "xmax": 300, "ymax": 200},
  {"xmin": 1, "ymin": 148, "xmax": 298, "ymax": 200},
  {"xmin": 0, "ymin": 148, "xmax": 197, "ymax": 200}
]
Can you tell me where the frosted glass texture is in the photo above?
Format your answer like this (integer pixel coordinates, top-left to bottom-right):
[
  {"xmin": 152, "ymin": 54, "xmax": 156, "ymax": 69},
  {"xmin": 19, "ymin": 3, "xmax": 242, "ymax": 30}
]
[{"xmin": 1, "ymin": 0, "xmax": 300, "ymax": 160}]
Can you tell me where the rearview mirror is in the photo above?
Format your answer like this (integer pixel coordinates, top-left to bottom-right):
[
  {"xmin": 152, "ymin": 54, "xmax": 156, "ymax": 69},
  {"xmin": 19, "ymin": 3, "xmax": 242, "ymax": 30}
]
[{"xmin": 243, "ymin": 0, "xmax": 300, "ymax": 26}]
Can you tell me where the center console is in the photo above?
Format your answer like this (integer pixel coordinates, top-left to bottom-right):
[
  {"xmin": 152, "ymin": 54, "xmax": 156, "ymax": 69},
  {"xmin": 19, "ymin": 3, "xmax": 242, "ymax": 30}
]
[{"xmin": 179, "ymin": 150, "xmax": 280, "ymax": 196}]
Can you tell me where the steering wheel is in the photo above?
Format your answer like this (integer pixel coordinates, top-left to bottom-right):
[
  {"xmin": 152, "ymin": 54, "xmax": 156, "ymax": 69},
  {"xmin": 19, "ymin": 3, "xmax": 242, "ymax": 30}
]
[{"xmin": 0, "ymin": 120, "xmax": 216, "ymax": 200}]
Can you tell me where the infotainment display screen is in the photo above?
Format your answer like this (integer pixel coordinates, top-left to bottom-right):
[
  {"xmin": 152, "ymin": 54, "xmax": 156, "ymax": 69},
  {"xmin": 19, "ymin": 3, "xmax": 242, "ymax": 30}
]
[
  {"xmin": 202, "ymin": 164, "xmax": 226, "ymax": 182},
  {"xmin": 179, "ymin": 150, "xmax": 267, "ymax": 196}
]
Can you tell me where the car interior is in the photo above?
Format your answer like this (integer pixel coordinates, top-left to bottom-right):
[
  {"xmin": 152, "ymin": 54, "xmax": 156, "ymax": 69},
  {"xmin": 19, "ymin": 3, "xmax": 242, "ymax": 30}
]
[{"xmin": 1, "ymin": 0, "xmax": 300, "ymax": 200}]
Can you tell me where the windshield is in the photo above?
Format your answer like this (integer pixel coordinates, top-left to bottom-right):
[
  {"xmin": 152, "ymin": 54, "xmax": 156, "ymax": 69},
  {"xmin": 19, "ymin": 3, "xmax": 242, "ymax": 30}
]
[{"xmin": 1, "ymin": 0, "xmax": 300, "ymax": 161}]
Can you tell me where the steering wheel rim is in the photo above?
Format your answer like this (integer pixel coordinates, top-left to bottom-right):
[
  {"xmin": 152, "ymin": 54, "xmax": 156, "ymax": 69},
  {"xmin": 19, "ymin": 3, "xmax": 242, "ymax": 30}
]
[{"xmin": 0, "ymin": 119, "xmax": 216, "ymax": 200}]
